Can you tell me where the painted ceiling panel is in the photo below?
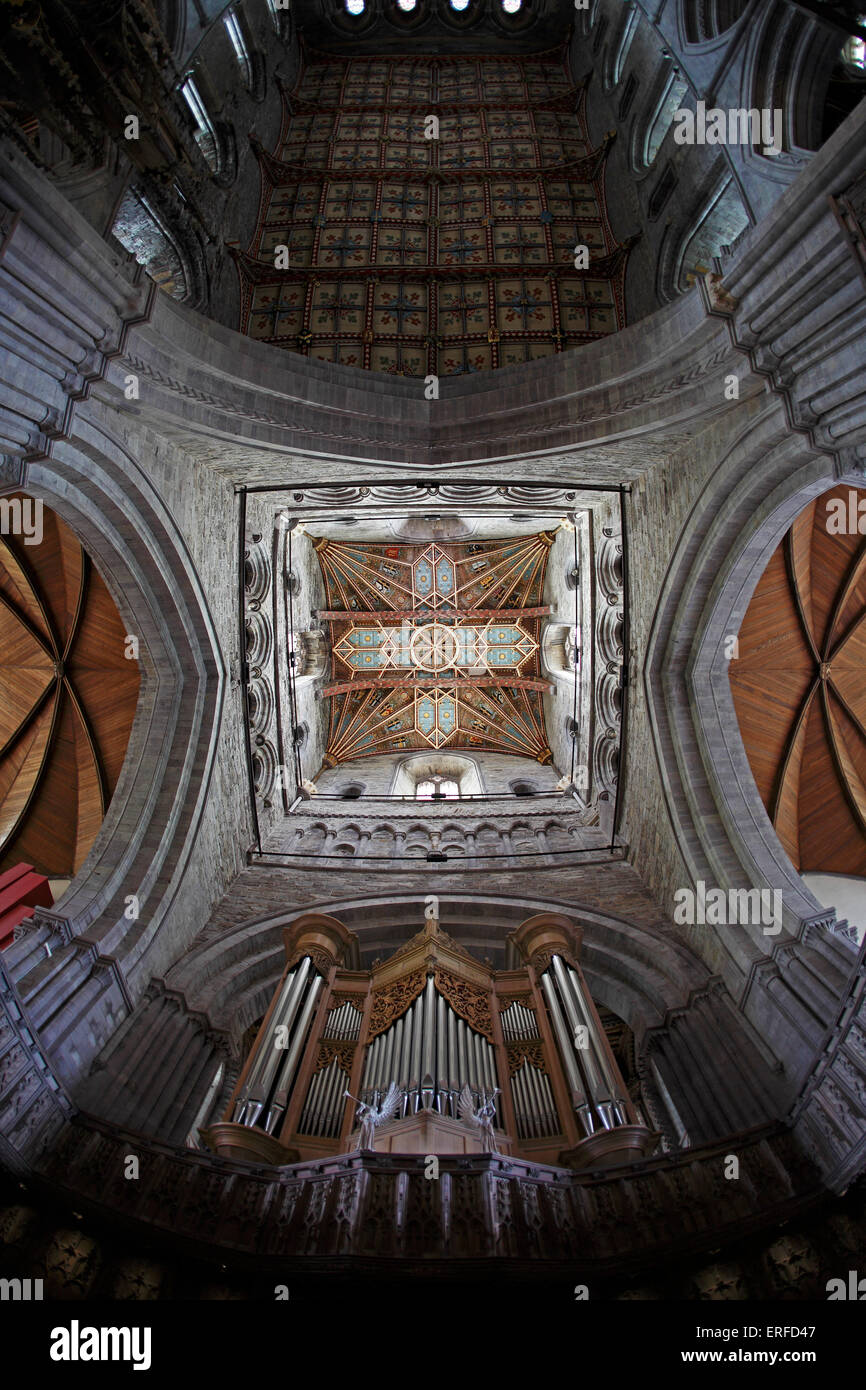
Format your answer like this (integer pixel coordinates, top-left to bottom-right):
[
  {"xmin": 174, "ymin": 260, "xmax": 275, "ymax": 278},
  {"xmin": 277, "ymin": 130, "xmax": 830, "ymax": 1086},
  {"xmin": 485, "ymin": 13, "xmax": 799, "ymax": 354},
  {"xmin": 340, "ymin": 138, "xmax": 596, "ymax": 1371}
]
[
  {"xmin": 235, "ymin": 46, "xmax": 629, "ymax": 375},
  {"xmin": 313, "ymin": 533, "xmax": 555, "ymax": 766}
]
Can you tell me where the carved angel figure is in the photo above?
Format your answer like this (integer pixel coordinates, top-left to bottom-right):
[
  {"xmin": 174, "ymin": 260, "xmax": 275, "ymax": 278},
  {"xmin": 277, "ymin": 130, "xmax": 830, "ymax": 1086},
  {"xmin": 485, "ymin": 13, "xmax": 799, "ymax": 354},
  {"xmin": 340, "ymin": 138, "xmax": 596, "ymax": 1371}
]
[
  {"xmin": 458, "ymin": 1084, "xmax": 500, "ymax": 1153},
  {"xmin": 345, "ymin": 1082, "xmax": 404, "ymax": 1150}
]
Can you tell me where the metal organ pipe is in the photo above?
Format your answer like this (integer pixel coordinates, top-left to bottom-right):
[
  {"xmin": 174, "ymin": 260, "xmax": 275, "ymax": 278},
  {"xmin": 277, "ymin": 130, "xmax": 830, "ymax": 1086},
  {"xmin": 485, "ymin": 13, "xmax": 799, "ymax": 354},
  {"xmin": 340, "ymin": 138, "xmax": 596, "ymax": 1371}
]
[
  {"xmin": 357, "ymin": 982, "xmax": 498, "ymax": 1122},
  {"xmin": 540, "ymin": 972, "xmax": 587, "ymax": 1106},
  {"xmin": 306, "ymin": 1068, "xmax": 325, "ymax": 1135},
  {"xmin": 399, "ymin": 1003, "xmax": 414, "ymax": 1107},
  {"xmin": 525, "ymin": 1058, "xmax": 546, "ymax": 1137},
  {"xmin": 545, "ymin": 956, "xmax": 629, "ymax": 1133},
  {"xmin": 447, "ymin": 1007, "xmax": 458, "ymax": 1106},
  {"xmin": 264, "ymin": 974, "xmax": 323, "ymax": 1133},
  {"xmin": 550, "ymin": 954, "xmax": 609, "ymax": 1111},
  {"xmin": 382, "ymin": 1017, "xmax": 398, "ymax": 1097},
  {"xmin": 457, "ymin": 1018, "xmax": 468, "ymax": 1090},
  {"xmin": 411, "ymin": 994, "xmax": 424, "ymax": 1108},
  {"xmin": 322, "ymin": 1062, "xmax": 344, "ymax": 1138},
  {"xmin": 565, "ymin": 963, "xmax": 627, "ymax": 1119},
  {"xmin": 422, "ymin": 975, "xmax": 435, "ymax": 1093},
  {"xmin": 236, "ymin": 957, "xmax": 312, "ymax": 1127},
  {"xmin": 436, "ymin": 994, "xmax": 447, "ymax": 1111},
  {"xmin": 362, "ymin": 1033, "xmax": 379, "ymax": 1093}
]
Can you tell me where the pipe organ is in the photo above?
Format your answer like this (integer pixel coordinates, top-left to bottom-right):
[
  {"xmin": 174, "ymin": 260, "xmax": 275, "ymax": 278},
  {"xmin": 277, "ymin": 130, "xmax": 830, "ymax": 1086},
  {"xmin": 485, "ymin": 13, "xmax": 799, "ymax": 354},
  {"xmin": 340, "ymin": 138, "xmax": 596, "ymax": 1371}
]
[
  {"xmin": 359, "ymin": 974, "xmax": 499, "ymax": 1122},
  {"xmin": 208, "ymin": 908, "xmax": 658, "ymax": 1170}
]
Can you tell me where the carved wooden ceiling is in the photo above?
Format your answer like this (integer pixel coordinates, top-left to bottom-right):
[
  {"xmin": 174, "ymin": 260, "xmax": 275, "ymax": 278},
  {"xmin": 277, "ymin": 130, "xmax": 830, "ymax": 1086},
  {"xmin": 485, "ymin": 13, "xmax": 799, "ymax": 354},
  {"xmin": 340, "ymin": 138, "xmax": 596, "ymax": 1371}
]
[
  {"xmin": 0, "ymin": 498, "xmax": 140, "ymax": 877},
  {"xmin": 313, "ymin": 532, "xmax": 555, "ymax": 765},
  {"xmin": 233, "ymin": 45, "xmax": 629, "ymax": 375},
  {"xmin": 731, "ymin": 486, "xmax": 866, "ymax": 875}
]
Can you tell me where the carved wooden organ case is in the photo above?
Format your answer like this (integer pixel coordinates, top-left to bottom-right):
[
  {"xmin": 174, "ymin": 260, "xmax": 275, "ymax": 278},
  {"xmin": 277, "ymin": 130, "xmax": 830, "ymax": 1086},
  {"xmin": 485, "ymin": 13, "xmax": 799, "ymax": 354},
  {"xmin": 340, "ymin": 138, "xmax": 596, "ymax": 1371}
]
[{"xmin": 216, "ymin": 910, "xmax": 658, "ymax": 1169}]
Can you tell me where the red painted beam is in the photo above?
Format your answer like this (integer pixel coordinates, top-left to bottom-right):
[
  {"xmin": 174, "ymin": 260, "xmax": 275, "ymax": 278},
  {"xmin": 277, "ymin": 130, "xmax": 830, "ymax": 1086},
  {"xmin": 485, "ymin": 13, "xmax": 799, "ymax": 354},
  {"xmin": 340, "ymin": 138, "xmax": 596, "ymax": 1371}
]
[
  {"xmin": 320, "ymin": 675, "xmax": 553, "ymax": 697},
  {"xmin": 317, "ymin": 606, "xmax": 551, "ymax": 621},
  {"xmin": 0, "ymin": 862, "xmax": 53, "ymax": 950}
]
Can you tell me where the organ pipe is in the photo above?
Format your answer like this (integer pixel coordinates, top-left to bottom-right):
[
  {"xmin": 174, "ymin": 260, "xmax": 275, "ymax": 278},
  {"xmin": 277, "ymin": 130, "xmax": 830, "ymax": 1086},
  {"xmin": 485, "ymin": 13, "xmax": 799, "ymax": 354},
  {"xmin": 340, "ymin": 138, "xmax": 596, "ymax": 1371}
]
[
  {"xmin": 545, "ymin": 955, "xmax": 630, "ymax": 1133},
  {"xmin": 235, "ymin": 957, "xmax": 313, "ymax": 1126},
  {"xmin": 564, "ymin": 960, "xmax": 624, "ymax": 1108},
  {"xmin": 436, "ymin": 994, "xmax": 447, "ymax": 1111},
  {"xmin": 359, "ymin": 979, "xmax": 498, "ymax": 1121},
  {"xmin": 422, "ymin": 975, "xmax": 435, "ymax": 1089},
  {"xmin": 300, "ymin": 1058, "xmax": 350, "ymax": 1139},
  {"xmin": 411, "ymin": 994, "xmax": 424, "ymax": 1107},
  {"xmin": 540, "ymin": 972, "xmax": 587, "ymax": 1108},
  {"xmin": 264, "ymin": 974, "xmax": 323, "ymax": 1133},
  {"xmin": 550, "ymin": 954, "xmax": 609, "ymax": 1107}
]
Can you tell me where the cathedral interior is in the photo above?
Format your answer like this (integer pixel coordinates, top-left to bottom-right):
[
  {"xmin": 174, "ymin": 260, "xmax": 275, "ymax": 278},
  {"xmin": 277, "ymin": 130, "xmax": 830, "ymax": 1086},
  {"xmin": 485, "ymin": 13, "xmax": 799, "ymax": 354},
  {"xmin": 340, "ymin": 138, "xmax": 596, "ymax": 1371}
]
[{"xmin": 1, "ymin": 0, "xmax": 866, "ymax": 1310}]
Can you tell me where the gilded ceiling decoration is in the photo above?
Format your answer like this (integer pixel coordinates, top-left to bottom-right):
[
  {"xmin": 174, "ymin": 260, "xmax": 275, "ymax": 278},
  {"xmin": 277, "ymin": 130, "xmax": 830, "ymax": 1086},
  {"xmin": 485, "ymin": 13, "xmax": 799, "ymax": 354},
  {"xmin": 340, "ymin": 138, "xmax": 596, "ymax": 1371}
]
[
  {"xmin": 0, "ymin": 499, "xmax": 140, "ymax": 877},
  {"xmin": 731, "ymin": 486, "xmax": 866, "ymax": 875},
  {"xmin": 234, "ymin": 45, "xmax": 629, "ymax": 375},
  {"xmin": 313, "ymin": 533, "xmax": 554, "ymax": 764}
]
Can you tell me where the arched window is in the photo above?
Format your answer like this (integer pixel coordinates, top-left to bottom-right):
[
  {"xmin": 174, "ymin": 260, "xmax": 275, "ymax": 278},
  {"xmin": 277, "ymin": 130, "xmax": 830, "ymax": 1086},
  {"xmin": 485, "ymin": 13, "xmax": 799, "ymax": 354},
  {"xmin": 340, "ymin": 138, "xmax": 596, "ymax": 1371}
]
[
  {"xmin": 676, "ymin": 175, "xmax": 750, "ymax": 293},
  {"xmin": 644, "ymin": 70, "xmax": 689, "ymax": 166},
  {"xmin": 450, "ymin": 0, "xmax": 470, "ymax": 10},
  {"xmin": 266, "ymin": 0, "xmax": 286, "ymax": 30},
  {"xmin": 111, "ymin": 186, "xmax": 195, "ymax": 302},
  {"xmin": 181, "ymin": 75, "xmax": 219, "ymax": 171},
  {"xmin": 393, "ymin": 754, "xmax": 482, "ymax": 797},
  {"xmin": 397, "ymin": 0, "xmax": 417, "ymax": 9},
  {"xmin": 223, "ymin": 8, "xmax": 252, "ymax": 89},
  {"xmin": 612, "ymin": 7, "xmax": 639, "ymax": 85},
  {"xmin": 543, "ymin": 622, "xmax": 580, "ymax": 678},
  {"xmin": 502, "ymin": 0, "xmax": 522, "ymax": 11},
  {"xmin": 345, "ymin": 0, "xmax": 365, "ymax": 13},
  {"xmin": 842, "ymin": 24, "xmax": 866, "ymax": 71},
  {"xmin": 416, "ymin": 777, "xmax": 460, "ymax": 800}
]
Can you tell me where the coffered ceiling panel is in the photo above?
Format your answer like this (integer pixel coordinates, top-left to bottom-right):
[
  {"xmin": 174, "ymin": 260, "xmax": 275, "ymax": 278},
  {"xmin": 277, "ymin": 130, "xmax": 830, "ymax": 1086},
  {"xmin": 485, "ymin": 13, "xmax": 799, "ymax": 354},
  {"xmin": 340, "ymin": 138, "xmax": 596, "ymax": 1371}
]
[{"xmin": 233, "ymin": 45, "xmax": 630, "ymax": 376}]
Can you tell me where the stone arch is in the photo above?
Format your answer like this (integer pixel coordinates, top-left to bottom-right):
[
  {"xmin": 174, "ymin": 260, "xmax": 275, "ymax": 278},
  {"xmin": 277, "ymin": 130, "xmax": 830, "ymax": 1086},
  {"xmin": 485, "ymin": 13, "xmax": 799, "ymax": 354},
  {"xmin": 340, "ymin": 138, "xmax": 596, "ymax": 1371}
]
[
  {"xmin": 369, "ymin": 823, "xmax": 396, "ymax": 854},
  {"xmin": 391, "ymin": 752, "xmax": 483, "ymax": 797},
  {"xmin": 170, "ymin": 892, "xmax": 726, "ymax": 1047},
  {"xmin": 681, "ymin": 0, "xmax": 749, "ymax": 46},
  {"xmin": 641, "ymin": 400, "xmax": 862, "ymax": 1090},
  {"xmin": 2, "ymin": 429, "xmax": 227, "ymax": 1091}
]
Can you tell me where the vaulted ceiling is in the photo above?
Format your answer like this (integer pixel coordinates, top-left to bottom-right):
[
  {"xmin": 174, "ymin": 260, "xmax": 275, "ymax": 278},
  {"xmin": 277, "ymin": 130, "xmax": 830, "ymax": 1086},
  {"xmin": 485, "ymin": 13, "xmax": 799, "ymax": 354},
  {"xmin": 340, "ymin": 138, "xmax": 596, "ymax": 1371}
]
[
  {"xmin": 0, "ymin": 499, "xmax": 140, "ymax": 877},
  {"xmin": 313, "ymin": 531, "xmax": 556, "ymax": 766},
  {"xmin": 731, "ymin": 486, "xmax": 866, "ymax": 875},
  {"xmin": 234, "ymin": 44, "xmax": 629, "ymax": 375}
]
